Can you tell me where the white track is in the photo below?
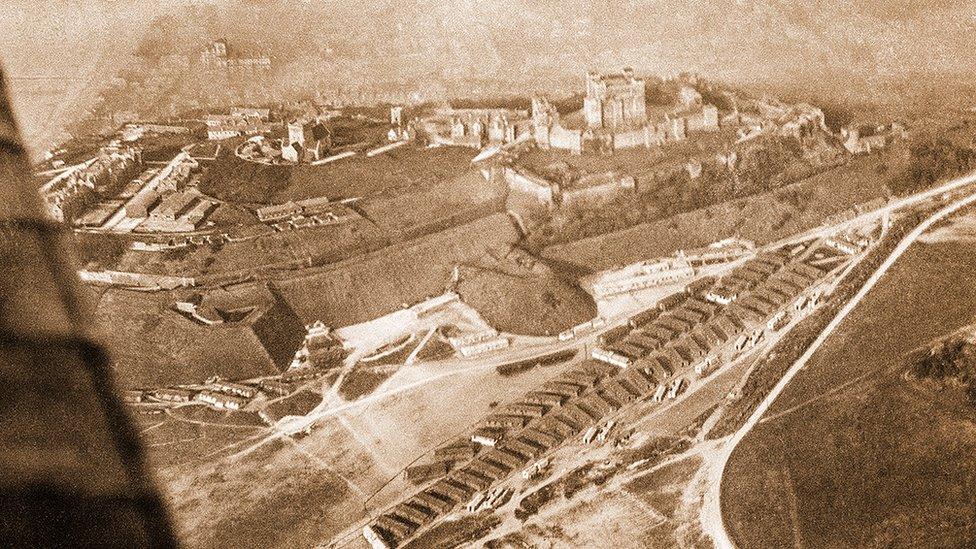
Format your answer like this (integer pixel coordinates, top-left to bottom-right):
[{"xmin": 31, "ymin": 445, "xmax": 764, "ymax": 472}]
[{"xmin": 701, "ymin": 172, "xmax": 976, "ymax": 548}]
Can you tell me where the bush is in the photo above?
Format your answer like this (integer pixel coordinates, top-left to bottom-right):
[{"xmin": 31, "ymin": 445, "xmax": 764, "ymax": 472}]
[
  {"xmin": 888, "ymin": 136, "xmax": 976, "ymax": 195},
  {"xmin": 909, "ymin": 338, "xmax": 976, "ymax": 404},
  {"xmin": 73, "ymin": 233, "xmax": 129, "ymax": 270}
]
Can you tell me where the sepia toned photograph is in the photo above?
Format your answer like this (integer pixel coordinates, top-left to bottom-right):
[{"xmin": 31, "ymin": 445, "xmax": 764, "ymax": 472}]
[{"xmin": 3, "ymin": 1, "xmax": 976, "ymax": 547}]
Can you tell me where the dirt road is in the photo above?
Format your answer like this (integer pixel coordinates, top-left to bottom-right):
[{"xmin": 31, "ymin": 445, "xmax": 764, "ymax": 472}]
[{"xmin": 698, "ymin": 176, "xmax": 976, "ymax": 548}]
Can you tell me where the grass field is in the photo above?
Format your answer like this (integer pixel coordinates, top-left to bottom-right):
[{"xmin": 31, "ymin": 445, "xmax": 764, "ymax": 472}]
[
  {"xmin": 262, "ymin": 390, "xmax": 323, "ymax": 423},
  {"xmin": 283, "ymin": 145, "xmax": 478, "ymax": 203},
  {"xmin": 359, "ymin": 168, "xmax": 507, "ymax": 235},
  {"xmin": 114, "ymin": 216, "xmax": 389, "ymax": 277},
  {"xmin": 338, "ymin": 366, "xmax": 399, "ymax": 401},
  {"xmin": 269, "ymin": 211, "xmax": 594, "ymax": 338},
  {"xmin": 94, "ymin": 289, "xmax": 286, "ymax": 388},
  {"xmin": 199, "ymin": 142, "xmax": 477, "ymax": 205},
  {"xmin": 455, "ymin": 263, "xmax": 597, "ymax": 337},
  {"xmin": 722, "ymin": 238, "xmax": 976, "ymax": 548},
  {"xmin": 276, "ymin": 213, "xmax": 520, "ymax": 327}
]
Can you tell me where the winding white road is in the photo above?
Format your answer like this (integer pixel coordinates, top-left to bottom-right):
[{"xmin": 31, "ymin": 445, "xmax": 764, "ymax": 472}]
[{"xmin": 700, "ymin": 172, "xmax": 976, "ymax": 549}]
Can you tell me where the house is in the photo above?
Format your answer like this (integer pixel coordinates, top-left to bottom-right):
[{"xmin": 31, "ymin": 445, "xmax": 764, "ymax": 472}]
[
  {"xmin": 151, "ymin": 388, "xmax": 195, "ymax": 403},
  {"xmin": 405, "ymin": 461, "xmax": 451, "ymax": 484},
  {"xmin": 196, "ymin": 390, "xmax": 248, "ymax": 410},
  {"xmin": 150, "ymin": 190, "xmax": 197, "ymax": 221},
  {"xmin": 209, "ymin": 380, "xmax": 258, "ymax": 398},
  {"xmin": 592, "ymin": 260, "xmax": 695, "ymax": 297},
  {"xmin": 471, "ymin": 427, "xmax": 504, "ymax": 447},
  {"xmin": 256, "ymin": 201, "xmax": 303, "ymax": 223},
  {"xmin": 363, "ymin": 525, "xmax": 393, "ymax": 549},
  {"xmin": 591, "ymin": 347, "xmax": 633, "ymax": 368}
]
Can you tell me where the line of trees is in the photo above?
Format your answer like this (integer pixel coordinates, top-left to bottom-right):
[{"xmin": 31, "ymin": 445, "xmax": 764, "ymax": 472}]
[{"xmin": 888, "ymin": 135, "xmax": 976, "ymax": 196}]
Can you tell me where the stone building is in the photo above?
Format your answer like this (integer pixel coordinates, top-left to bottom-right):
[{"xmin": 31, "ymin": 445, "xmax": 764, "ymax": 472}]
[
  {"xmin": 502, "ymin": 165, "xmax": 635, "ymax": 208},
  {"xmin": 532, "ymin": 69, "xmax": 719, "ymax": 155},
  {"xmin": 419, "ymin": 107, "xmax": 529, "ymax": 149},
  {"xmin": 584, "ymin": 68, "xmax": 648, "ymax": 130},
  {"xmin": 532, "ymin": 97, "xmax": 584, "ymax": 154},
  {"xmin": 283, "ymin": 120, "xmax": 331, "ymax": 163},
  {"xmin": 200, "ymin": 39, "xmax": 271, "ymax": 73},
  {"xmin": 840, "ymin": 123, "xmax": 904, "ymax": 154}
]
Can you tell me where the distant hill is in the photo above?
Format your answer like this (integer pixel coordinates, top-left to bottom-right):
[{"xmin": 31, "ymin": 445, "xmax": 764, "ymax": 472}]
[
  {"xmin": 123, "ymin": 0, "xmax": 976, "ymax": 114},
  {"xmin": 4, "ymin": 0, "xmax": 976, "ymax": 151}
]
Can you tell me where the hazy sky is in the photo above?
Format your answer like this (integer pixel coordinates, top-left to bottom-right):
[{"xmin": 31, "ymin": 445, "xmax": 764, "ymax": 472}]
[
  {"xmin": 3, "ymin": 0, "xmax": 975, "ymax": 152},
  {"xmin": 4, "ymin": 0, "xmax": 976, "ymax": 79},
  {"xmin": 0, "ymin": 0, "xmax": 169, "ymax": 151}
]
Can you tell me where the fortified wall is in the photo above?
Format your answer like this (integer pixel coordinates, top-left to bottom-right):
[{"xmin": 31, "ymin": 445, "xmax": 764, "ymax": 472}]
[{"xmin": 532, "ymin": 68, "xmax": 720, "ymax": 155}]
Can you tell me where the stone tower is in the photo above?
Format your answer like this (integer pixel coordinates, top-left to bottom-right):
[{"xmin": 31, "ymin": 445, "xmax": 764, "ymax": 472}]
[{"xmin": 583, "ymin": 67, "xmax": 647, "ymax": 130}]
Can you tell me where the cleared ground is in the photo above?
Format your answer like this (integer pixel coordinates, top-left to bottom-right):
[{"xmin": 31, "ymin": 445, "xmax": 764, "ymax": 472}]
[
  {"xmin": 148, "ymin": 338, "xmax": 593, "ymax": 549},
  {"xmin": 722, "ymin": 237, "xmax": 976, "ymax": 548}
]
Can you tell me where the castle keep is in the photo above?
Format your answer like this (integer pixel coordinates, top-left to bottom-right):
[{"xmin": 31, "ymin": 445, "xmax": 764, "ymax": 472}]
[
  {"xmin": 584, "ymin": 68, "xmax": 647, "ymax": 130},
  {"xmin": 532, "ymin": 68, "xmax": 719, "ymax": 155}
]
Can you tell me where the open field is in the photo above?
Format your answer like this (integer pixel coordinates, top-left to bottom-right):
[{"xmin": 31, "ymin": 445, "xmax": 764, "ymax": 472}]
[
  {"xmin": 135, "ymin": 413, "xmax": 269, "ymax": 505},
  {"xmin": 160, "ymin": 435, "xmax": 365, "ymax": 549},
  {"xmin": 276, "ymin": 214, "xmax": 520, "ymax": 327},
  {"xmin": 285, "ymin": 145, "xmax": 479, "ymax": 203},
  {"xmin": 542, "ymin": 154, "xmax": 890, "ymax": 272},
  {"xmin": 359, "ymin": 168, "xmax": 507, "ymax": 236},
  {"xmin": 262, "ymin": 391, "xmax": 323, "ymax": 423},
  {"xmin": 455, "ymin": 264, "xmax": 597, "ymax": 337},
  {"xmin": 93, "ymin": 286, "xmax": 301, "ymax": 388},
  {"xmin": 722, "ymin": 237, "xmax": 976, "ymax": 548},
  {"xmin": 200, "ymin": 142, "xmax": 477, "ymax": 205},
  {"xmin": 338, "ymin": 367, "xmax": 400, "ymax": 401},
  {"xmin": 151, "ymin": 339, "xmax": 594, "ymax": 549}
]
